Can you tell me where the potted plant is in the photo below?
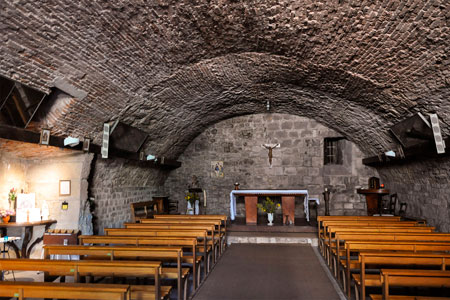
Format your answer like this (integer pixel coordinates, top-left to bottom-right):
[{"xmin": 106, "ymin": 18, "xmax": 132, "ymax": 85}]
[
  {"xmin": 257, "ymin": 197, "xmax": 281, "ymax": 226},
  {"xmin": 0, "ymin": 209, "xmax": 15, "ymax": 223},
  {"xmin": 184, "ymin": 192, "xmax": 199, "ymax": 215}
]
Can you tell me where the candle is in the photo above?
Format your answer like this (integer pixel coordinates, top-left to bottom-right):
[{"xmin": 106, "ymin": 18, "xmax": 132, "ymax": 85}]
[{"xmin": 203, "ymin": 189, "xmax": 207, "ymax": 207}]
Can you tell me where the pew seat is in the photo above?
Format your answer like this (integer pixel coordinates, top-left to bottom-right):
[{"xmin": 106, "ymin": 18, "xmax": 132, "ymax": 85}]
[{"xmin": 0, "ymin": 281, "xmax": 130, "ymax": 300}]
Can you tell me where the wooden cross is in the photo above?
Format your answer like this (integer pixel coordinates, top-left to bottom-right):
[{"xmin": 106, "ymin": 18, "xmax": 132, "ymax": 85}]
[{"xmin": 262, "ymin": 143, "xmax": 280, "ymax": 168}]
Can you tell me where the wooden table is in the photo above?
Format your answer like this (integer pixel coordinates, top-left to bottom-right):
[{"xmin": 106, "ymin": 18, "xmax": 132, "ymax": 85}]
[
  {"xmin": 357, "ymin": 189, "xmax": 390, "ymax": 216},
  {"xmin": 0, "ymin": 220, "xmax": 57, "ymax": 258}
]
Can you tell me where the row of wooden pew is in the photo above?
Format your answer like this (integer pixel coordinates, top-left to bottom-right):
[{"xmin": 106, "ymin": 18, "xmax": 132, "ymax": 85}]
[
  {"xmin": 0, "ymin": 214, "xmax": 228, "ymax": 300},
  {"xmin": 317, "ymin": 215, "xmax": 450, "ymax": 300}
]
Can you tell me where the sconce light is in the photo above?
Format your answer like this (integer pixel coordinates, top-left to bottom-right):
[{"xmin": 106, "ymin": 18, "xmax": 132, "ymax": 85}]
[
  {"xmin": 63, "ymin": 136, "xmax": 80, "ymax": 147},
  {"xmin": 385, "ymin": 150, "xmax": 396, "ymax": 157},
  {"xmin": 61, "ymin": 201, "xmax": 69, "ymax": 210},
  {"xmin": 266, "ymin": 100, "xmax": 270, "ymax": 111}
]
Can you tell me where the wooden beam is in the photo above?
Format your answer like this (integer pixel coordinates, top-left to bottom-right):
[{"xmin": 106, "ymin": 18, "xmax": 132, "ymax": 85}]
[
  {"xmin": 0, "ymin": 124, "xmax": 181, "ymax": 169},
  {"xmin": 363, "ymin": 138, "xmax": 450, "ymax": 167}
]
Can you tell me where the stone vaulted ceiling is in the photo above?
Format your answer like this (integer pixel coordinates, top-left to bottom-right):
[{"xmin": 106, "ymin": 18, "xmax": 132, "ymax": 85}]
[{"xmin": 0, "ymin": 0, "xmax": 448, "ymax": 159}]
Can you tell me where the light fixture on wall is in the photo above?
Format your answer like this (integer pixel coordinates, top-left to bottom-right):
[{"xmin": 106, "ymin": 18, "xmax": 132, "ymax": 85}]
[
  {"xmin": 384, "ymin": 150, "xmax": 396, "ymax": 157},
  {"xmin": 266, "ymin": 100, "xmax": 270, "ymax": 111},
  {"xmin": 64, "ymin": 136, "xmax": 80, "ymax": 147},
  {"xmin": 61, "ymin": 201, "xmax": 69, "ymax": 210},
  {"xmin": 82, "ymin": 138, "xmax": 90, "ymax": 152}
]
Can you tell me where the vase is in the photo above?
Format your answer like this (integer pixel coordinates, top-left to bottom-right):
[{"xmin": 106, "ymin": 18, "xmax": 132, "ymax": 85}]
[
  {"xmin": 186, "ymin": 202, "xmax": 194, "ymax": 215},
  {"xmin": 267, "ymin": 213, "xmax": 274, "ymax": 226},
  {"xmin": 2, "ymin": 215, "xmax": 10, "ymax": 224},
  {"xmin": 194, "ymin": 200, "xmax": 200, "ymax": 215}
]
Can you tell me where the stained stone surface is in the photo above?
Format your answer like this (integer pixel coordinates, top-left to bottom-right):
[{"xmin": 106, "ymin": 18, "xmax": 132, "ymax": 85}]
[
  {"xmin": 165, "ymin": 113, "xmax": 378, "ymax": 217},
  {"xmin": 0, "ymin": 1, "xmax": 449, "ymax": 232}
]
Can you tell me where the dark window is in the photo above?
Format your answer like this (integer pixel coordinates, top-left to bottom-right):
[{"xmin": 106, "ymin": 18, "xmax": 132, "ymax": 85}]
[{"xmin": 324, "ymin": 137, "xmax": 345, "ymax": 165}]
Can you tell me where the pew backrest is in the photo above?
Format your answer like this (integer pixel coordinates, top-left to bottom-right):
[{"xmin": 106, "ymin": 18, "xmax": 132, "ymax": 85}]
[{"xmin": 0, "ymin": 282, "xmax": 131, "ymax": 300}]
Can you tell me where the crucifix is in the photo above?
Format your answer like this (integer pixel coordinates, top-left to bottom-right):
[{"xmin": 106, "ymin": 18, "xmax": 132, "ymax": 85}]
[{"xmin": 262, "ymin": 143, "xmax": 280, "ymax": 168}]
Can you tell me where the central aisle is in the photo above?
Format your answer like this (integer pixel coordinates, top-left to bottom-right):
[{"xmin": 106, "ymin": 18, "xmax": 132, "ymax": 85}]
[{"xmin": 192, "ymin": 244, "xmax": 342, "ymax": 300}]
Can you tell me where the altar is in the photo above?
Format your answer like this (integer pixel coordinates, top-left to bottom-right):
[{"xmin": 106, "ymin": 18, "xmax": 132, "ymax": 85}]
[{"xmin": 229, "ymin": 190, "xmax": 319, "ymax": 224}]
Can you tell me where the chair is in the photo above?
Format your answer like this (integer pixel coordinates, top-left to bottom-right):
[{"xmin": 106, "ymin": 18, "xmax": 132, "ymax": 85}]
[
  {"xmin": 382, "ymin": 193, "xmax": 398, "ymax": 215},
  {"xmin": 168, "ymin": 199, "xmax": 179, "ymax": 214},
  {"xmin": 398, "ymin": 202, "xmax": 407, "ymax": 216},
  {"xmin": 308, "ymin": 198, "xmax": 319, "ymax": 224}
]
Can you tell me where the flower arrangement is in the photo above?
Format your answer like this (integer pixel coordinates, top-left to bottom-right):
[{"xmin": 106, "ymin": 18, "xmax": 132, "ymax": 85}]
[
  {"xmin": 0, "ymin": 209, "xmax": 15, "ymax": 218},
  {"xmin": 8, "ymin": 188, "xmax": 17, "ymax": 206},
  {"xmin": 257, "ymin": 197, "xmax": 281, "ymax": 214},
  {"xmin": 184, "ymin": 192, "xmax": 199, "ymax": 205}
]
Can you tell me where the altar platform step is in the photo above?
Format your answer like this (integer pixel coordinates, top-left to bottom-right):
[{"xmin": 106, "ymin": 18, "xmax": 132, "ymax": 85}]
[
  {"xmin": 229, "ymin": 217, "xmax": 317, "ymax": 233},
  {"xmin": 227, "ymin": 232, "xmax": 318, "ymax": 246}
]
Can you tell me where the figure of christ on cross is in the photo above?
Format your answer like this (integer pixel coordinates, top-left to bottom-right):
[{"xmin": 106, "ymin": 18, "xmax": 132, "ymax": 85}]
[{"xmin": 262, "ymin": 143, "xmax": 280, "ymax": 168}]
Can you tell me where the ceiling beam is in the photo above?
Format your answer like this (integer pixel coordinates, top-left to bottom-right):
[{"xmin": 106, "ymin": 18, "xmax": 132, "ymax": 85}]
[
  {"xmin": 0, "ymin": 124, "xmax": 181, "ymax": 169},
  {"xmin": 363, "ymin": 138, "xmax": 450, "ymax": 167}
]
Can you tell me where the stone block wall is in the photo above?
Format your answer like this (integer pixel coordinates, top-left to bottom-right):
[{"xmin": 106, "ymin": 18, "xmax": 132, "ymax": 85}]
[
  {"xmin": 378, "ymin": 157, "xmax": 450, "ymax": 232},
  {"xmin": 165, "ymin": 113, "xmax": 378, "ymax": 218},
  {"xmin": 91, "ymin": 157, "xmax": 169, "ymax": 234}
]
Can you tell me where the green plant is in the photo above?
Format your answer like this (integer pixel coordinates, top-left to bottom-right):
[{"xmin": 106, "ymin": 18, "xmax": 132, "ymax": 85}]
[
  {"xmin": 184, "ymin": 192, "xmax": 199, "ymax": 205},
  {"xmin": 257, "ymin": 197, "xmax": 281, "ymax": 214}
]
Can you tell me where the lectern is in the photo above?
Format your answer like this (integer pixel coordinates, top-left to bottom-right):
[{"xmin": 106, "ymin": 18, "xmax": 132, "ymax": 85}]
[{"xmin": 357, "ymin": 188, "xmax": 390, "ymax": 215}]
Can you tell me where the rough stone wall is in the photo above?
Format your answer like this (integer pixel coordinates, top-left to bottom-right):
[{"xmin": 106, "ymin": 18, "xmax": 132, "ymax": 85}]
[
  {"xmin": 91, "ymin": 157, "xmax": 169, "ymax": 234},
  {"xmin": 378, "ymin": 158, "xmax": 450, "ymax": 233},
  {"xmin": 165, "ymin": 113, "xmax": 378, "ymax": 218}
]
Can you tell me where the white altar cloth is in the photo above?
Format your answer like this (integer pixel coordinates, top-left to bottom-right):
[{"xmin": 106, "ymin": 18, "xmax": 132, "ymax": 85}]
[{"xmin": 229, "ymin": 190, "xmax": 320, "ymax": 222}]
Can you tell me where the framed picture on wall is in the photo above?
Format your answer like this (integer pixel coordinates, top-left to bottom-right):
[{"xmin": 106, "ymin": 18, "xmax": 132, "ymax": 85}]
[
  {"xmin": 59, "ymin": 180, "xmax": 71, "ymax": 196},
  {"xmin": 211, "ymin": 161, "xmax": 224, "ymax": 178},
  {"xmin": 40, "ymin": 129, "xmax": 50, "ymax": 145}
]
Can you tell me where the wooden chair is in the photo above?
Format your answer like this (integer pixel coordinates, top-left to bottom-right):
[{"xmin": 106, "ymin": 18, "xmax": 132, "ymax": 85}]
[
  {"xmin": 399, "ymin": 202, "xmax": 408, "ymax": 216},
  {"xmin": 382, "ymin": 193, "xmax": 398, "ymax": 215}
]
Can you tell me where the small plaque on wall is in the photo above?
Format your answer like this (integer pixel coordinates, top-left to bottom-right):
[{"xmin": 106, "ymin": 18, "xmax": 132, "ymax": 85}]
[{"xmin": 59, "ymin": 180, "xmax": 71, "ymax": 196}]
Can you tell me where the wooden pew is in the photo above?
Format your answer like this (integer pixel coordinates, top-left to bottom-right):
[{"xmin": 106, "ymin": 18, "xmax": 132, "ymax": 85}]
[
  {"xmin": 356, "ymin": 252, "xmax": 450, "ymax": 300},
  {"xmin": 131, "ymin": 200, "xmax": 159, "ymax": 222},
  {"xmin": 342, "ymin": 241, "xmax": 450, "ymax": 298},
  {"xmin": 78, "ymin": 235, "xmax": 200, "ymax": 290},
  {"xmin": 322, "ymin": 221, "xmax": 422, "ymax": 260},
  {"xmin": 320, "ymin": 220, "xmax": 421, "ymax": 256},
  {"xmin": 0, "ymin": 259, "xmax": 168, "ymax": 300},
  {"xmin": 43, "ymin": 245, "xmax": 183, "ymax": 300},
  {"xmin": 325, "ymin": 227, "xmax": 436, "ymax": 273},
  {"xmin": 139, "ymin": 219, "xmax": 226, "ymax": 254},
  {"xmin": 124, "ymin": 223, "xmax": 220, "ymax": 261},
  {"xmin": 0, "ymin": 281, "xmax": 131, "ymax": 300},
  {"xmin": 317, "ymin": 216, "xmax": 402, "ymax": 248},
  {"xmin": 334, "ymin": 232, "xmax": 450, "ymax": 272},
  {"xmin": 373, "ymin": 269, "xmax": 450, "ymax": 300},
  {"xmin": 104, "ymin": 228, "xmax": 211, "ymax": 277}
]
